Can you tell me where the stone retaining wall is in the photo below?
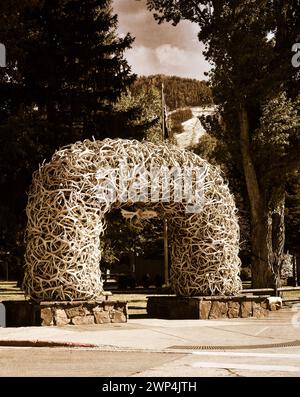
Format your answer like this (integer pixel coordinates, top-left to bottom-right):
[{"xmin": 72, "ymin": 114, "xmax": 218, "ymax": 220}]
[
  {"xmin": 2, "ymin": 300, "xmax": 128, "ymax": 327},
  {"xmin": 147, "ymin": 295, "xmax": 278, "ymax": 320},
  {"xmin": 40, "ymin": 301, "xmax": 128, "ymax": 326}
]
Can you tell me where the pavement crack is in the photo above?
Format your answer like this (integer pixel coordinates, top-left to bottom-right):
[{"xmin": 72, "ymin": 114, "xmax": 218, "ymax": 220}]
[{"xmin": 225, "ymin": 368, "xmax": 244, "ymax": 377}]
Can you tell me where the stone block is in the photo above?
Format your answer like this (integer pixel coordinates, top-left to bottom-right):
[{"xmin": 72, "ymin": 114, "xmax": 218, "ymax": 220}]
[
  {"xmin": 104, "ymin": 302, "xmax": 115, "ymax": 311},
  {"xmin": 209, "ymin": 301, "xmax": 228, "ymax": 319},
  {"xmin": 111, "ymin": 311, "xmax": 127, "ymax": 323},
  {"xmin": 94, "ymin": 311, "xmax": 111, "ymax": 324},
  {"xmin": 92, "ymin": 306, "xmax": 104, "ymax": 313},
  {"xmin": 65, "ymin": 305, "xmax": 88, "ymax": 318},
  {"xmin": 260, "ymin": 300, "xmax": 269, "ymax": 309},
  {"xmin": 241, "ymin": 301, "xmax": 252, "ymax": 318},
  {"xmin": 253, "ymin": 302, "xmax": 269, "ymax": 318},
  {"xmin": 71, "ymin": 315, "xmax": 95, "ymax": 325},
  {"xmin": 54, "ymin": 309, "xmax": 70, "ymax": 326},
  {"xmin": 41, "ymin": 307, "xmax": 53, "ymax": 326},
  {"xmin": 199, "ymin": 301, "xmax": 212, "ymax": 319},
  {"xmin": 227, "ymin": 302, "xmax": 240, "ymax": 318}
]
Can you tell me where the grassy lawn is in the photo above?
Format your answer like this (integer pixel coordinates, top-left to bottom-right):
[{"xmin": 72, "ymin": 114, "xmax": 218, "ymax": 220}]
[
  {"xmin": 2, "ymin": 281, "xmax": 299, "ymax": 319},
  {"xmin": 0, "ymin": 281, "xmax": 26, "ymax": 301},
  {"xmin": 0, "ymin": 281, "xmax": 149, "ymax": 316},
  {"xmin": 280, "ymin": 290, "xmax": 300, "ymax": 299}
]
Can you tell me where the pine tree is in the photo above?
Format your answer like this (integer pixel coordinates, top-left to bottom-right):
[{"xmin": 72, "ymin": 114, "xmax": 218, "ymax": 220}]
[
  {"xmin": 0, "ymin": 0, "xmax": 135, "ymax": 278},
  {"xmin": 131, "ymin": 75, "xmax": 213, "ymax": 111},
  {"xmin": 18, "ymin": 0, "xmax": 135, "ymax": 139}
]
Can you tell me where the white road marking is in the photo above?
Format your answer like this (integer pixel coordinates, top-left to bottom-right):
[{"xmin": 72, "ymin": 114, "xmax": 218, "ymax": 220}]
[
  {"xmin": 192, "ymin": 351, "xmax": 300, "ymax": 359},
  {"xmin": 191, "ymin": 361, "xmax": 300, "ymax": 372}
]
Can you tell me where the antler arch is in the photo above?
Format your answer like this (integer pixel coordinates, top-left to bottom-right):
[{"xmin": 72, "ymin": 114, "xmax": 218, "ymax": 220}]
[{"xmin": 24, "ymin": 138, "xmax": 241, "ymax": 300}]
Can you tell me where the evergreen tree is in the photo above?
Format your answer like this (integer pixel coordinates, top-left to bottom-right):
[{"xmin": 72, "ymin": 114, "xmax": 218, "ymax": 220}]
[
  {"xmin": 131, "ymin": 75, "xmax": 213, "ymax": 111},
  {"xmin": 113, "ymin": 85, "xmax": 163, "ymax": 143},
  {"xmin": 0, "ymin": 0, "xmax": 135, "ymax": 278},
  {"xmin": 17, "ymin": 0, "xmax": 135, "ymax": 138}
]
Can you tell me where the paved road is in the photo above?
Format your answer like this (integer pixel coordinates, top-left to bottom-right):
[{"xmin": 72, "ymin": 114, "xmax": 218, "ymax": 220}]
[
  {"xmin": 1, "ymin": 307, "xmax": 300, "ymax": 377},
  {"xmin": 1, "ymin": 346, "xmax": 300, "ymax": 377}
]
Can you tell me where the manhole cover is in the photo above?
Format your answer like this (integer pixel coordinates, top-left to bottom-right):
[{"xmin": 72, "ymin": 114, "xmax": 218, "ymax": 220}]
[{"xmin": 168, "ymin": 340, "xmax": 300, "ymax": 350}]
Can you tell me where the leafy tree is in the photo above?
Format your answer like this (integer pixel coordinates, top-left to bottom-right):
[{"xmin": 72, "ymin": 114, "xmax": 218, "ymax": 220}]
[
  {"xmin": 194, "ymin": 130, "xmax": 252, "ymax": 265},
  {"xmin": 286, "ymin": 171, "xmax": 300, "ymax": 257},
  {"xmin": 145, "ymin": 0, "xmax": 300, "ymax": 288}
]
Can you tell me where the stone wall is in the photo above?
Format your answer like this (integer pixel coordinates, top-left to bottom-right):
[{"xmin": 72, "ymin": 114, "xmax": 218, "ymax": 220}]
[
  {"xmin": 147, "ymin": 295, "xmax": 277, "ymax": 320},
  {"xmin": 40, "ymin": 301, "xmax": 128, "ymax": 326},
  {"xmin": 2, "ymin": 300, "xmax": 128, "ymax": 327}
]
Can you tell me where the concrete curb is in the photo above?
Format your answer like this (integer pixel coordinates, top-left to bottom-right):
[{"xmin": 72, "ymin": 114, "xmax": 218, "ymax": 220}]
[{"xmin": 0, "ymin": 340, "xmax": 97, "ymax": 348}]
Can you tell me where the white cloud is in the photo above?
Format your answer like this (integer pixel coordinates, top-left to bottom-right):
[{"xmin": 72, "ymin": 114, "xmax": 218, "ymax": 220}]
[
  {"xmin": 126, "ymin": 46, "xmax": 157, "ymax": 76},
  {"xmin": 113, "ymin": 0, "xmax": 211, "ymax": 80},
  {"xmin": 126, "ymin": 45, "xmax": 210, "ymax": 80},
  {"xmin": 156, "ymin": 44, "xmax": 185, "ymax": 67}
]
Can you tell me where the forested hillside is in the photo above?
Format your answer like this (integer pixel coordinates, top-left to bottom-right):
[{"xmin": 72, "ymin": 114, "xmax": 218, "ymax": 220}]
[{"xmin": 130, "ymin": 75, "xmax": 213, "ymax": 111}]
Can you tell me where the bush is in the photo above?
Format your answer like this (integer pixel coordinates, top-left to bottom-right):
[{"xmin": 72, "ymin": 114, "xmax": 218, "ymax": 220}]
[{"xmin": 170, "ymin": 108, "xmax": 193, "ymax": 134}]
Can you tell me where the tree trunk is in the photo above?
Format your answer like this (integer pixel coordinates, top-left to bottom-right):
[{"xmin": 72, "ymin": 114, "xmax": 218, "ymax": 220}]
[
  {"xmin": 270, "ymin": 187, "xmax": 286, "ymax": 289},
  {"xmin": 250, "ymin": 211, "xmax": 277, "ymax": 288},
  {"xmin": 238, "ymin": 106, "xmax": 276, "ymax": 288}
]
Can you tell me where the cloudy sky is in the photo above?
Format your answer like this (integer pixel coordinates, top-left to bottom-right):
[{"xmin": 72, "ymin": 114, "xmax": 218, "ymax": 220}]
[{"xmin": 112, "ymin": 0, "xmax": 211, "ymax": 80}]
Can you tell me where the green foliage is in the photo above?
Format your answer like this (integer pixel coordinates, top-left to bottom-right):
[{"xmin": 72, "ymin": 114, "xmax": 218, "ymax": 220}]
[
  {"xmin": 145, "ymin": 1, "xmax": 300, "ymax": 275},
  {"xmin": 253, "ymin": 92, "xmax": 300, "ymax": 167},
  {"xmin": 0, "ymin": 0, "xmax": 136, "ymax": 277},
  {"xmin": 194, "ymin": 133, "xmax": 251, "ymax": 257},
  {"xmin": 130, "ymin": 74, "xmax": 212, "ymax": 141},
  {"xmin": 169, "ymin": 108, "xmax": 193, "ymax": 134},
  {"xmin": 100, "ymin": 209, "xmax": 163, "ymax": 267},
  {"xmin": 131, "ymin": 74, "xmax": 213, "ymax": 111},
  {"xmin": 286, "ymin": 171, "xmax": 300, "ymax": 255},
  {"xmin": 252, "ymin": 92, "xmax": 300, "ymax": 205},
  {"xmin": 145, "ymin": 0, "xmax": 299, "ymax": 100},
  {"xmin": 114, "ymin": 85, "xmax": 163, "ymax": 143}
]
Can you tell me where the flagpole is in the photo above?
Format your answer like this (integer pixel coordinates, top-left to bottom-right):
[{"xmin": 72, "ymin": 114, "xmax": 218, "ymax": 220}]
[
  {"xmin": 161, "ymin": 83, "xmax": 166, "ymax": 141},
  {"xmin": 161, "ymin": 82, "xmax": 169, "ymax": 287}
]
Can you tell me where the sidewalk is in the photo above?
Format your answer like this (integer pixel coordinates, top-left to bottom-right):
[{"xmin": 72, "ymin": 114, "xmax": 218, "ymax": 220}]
[{"xmin": 0, "ymin": 307, "xmax": 299, "ymax": 352}]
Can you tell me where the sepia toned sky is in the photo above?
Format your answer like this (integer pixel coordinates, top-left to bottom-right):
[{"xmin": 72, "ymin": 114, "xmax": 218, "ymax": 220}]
[{"xmin": 112, "ymin": 0, "xmax": 211, "ymax": 80}]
